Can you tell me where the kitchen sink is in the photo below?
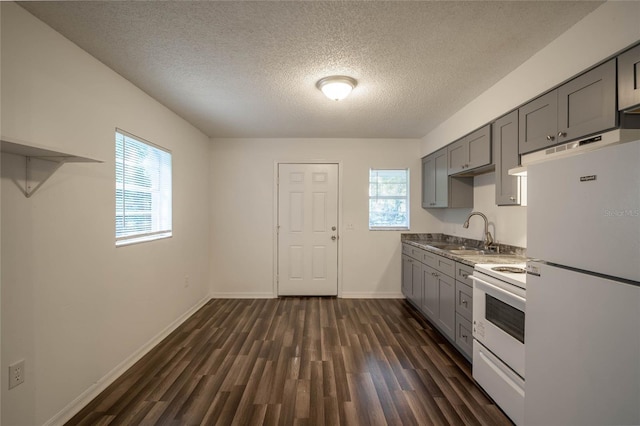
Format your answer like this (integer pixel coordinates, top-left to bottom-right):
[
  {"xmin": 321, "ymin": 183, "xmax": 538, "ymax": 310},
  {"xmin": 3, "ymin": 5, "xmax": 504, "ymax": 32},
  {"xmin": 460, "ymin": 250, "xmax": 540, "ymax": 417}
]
[{"xmin": 448, "ymin": 248, "xmax": 485, "ymax": 255}]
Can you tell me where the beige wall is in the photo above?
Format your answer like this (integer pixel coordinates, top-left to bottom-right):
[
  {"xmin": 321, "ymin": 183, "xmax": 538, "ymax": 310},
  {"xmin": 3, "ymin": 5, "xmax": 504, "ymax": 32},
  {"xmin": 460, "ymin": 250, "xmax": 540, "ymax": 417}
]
[
  {"xmin": 420, "ymin": 1, "xmax": 640, "ymax": 248},
  {"xmin": 1, "ymin": 4, "xmax": 211, "ymax": 425},
  {"xmin": 209, "ymin": 138, "xmax": 432, "ymax": 298}
]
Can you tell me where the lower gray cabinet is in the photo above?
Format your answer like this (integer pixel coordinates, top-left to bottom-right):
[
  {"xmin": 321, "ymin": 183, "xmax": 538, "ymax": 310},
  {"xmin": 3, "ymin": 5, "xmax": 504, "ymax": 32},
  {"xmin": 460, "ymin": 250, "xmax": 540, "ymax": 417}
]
[
  {"xmin": 455, "ymin": 314, "xmax": 473, "ymax": 357},
  {"xmin": 402, "ymin": 254, "xmax": 421, "ymax": 306},
  {"xmin": 421, "ymin": 265, "xmax": 439, "ymax": 320},
  {"xmin": 402, "ymin": 254, "xmax": 412, "ymax": 298},
  {"xmin": 454, "ymin": 263, "xmax": 474, "ymax": 360},
  {"xmin": 436, "ymin": 272, "xmax": 456, "ymax": 340},
  {"xmin": 410, "ymin": 259, "xmax": 422, "ymax": 307},
  {"xmin": 402, "ymin": 244, "xmax": 473, "ymax": 361}
]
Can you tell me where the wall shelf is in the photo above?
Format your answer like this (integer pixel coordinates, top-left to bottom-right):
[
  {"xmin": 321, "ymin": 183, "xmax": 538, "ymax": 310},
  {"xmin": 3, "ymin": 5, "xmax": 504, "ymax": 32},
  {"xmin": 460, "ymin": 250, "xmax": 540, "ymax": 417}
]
[{"xmin": 1, "ymin": 137, "xmax": 103, "ymax": 198}]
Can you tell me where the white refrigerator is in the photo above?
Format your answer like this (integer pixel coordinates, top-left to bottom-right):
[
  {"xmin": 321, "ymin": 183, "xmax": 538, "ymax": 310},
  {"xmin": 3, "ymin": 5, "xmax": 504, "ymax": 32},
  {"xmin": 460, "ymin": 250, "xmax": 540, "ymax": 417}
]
[{"xmin": 525, "ymin": 139, "xmax": 640, "ymax": 426}]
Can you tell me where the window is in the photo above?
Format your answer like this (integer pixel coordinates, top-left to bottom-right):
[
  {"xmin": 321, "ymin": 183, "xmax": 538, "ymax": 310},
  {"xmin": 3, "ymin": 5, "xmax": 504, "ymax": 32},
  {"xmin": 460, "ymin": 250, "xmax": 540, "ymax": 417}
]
[
  {"xmin": 115, "ymin": 129, "xmax": 172, "ymax": 246},
  {"xmin": 369, "ymin": 169, "xmax": 409, "ymax": 230}
]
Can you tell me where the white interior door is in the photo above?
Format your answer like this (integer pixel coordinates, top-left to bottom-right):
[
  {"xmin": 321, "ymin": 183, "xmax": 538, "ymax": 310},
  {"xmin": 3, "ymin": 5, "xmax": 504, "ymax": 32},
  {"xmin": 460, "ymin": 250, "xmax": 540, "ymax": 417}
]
[{"xmin": 278, "ymin": 163, "xmax": 338, "ymax": 296}]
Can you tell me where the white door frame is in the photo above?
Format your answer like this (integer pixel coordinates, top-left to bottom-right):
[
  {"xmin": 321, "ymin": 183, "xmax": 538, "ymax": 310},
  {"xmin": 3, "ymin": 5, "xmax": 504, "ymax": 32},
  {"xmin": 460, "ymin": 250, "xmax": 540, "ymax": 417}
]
[{"xmin": 273, "ymin": 160, "xmax": 343, "ymax": 298}]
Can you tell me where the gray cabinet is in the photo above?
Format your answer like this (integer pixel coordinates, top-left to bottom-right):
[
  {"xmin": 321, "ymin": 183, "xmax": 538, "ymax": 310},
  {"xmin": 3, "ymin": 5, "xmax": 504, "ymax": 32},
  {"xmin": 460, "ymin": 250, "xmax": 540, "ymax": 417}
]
[
  {"xmin": 618, "ymin": 44, "xmax": 640, "ymax": 111},
  {"xmin": 454, "ymin": 262, "xmax": 474, "ymax": 360},
  {"xmin": 402, "ymin": 254, "xmax": 412, "ymax": 298},
  {"xmin": 410, "ymin": 260, "xmax": 422, "ymax": 307},
  {"xmin": 422, "ymin": 148, "xmax": 473, "ymax": 209},
  {"xmin": 447, "ymin": 124, "xmax": 491, "ymax": 175},
  {"xmin": 421, "ymin": 265, "xmax": 439, "ymax": 320},
  {"xmin": 519, "ymin": 59, "xmax": 617, "ymax": 155},
  {"xmin": 518, "ymin": 91, "xmax": 558, "ymax": 154},
  {"xmin": 402, "ymin": 244, "xmax": 472, "ymax": 359},
  {"xmin": 422, "ymin": 147, "xmax": 448, "ymax": 208},
  {"xmin": 557, "ymin": 59, "xmax": 616, "ymax": 142},
  {"xmin": 402, "ymin": 252, "xmax": 422, "ymax": 307},
  {"xmin": 493, "ymin": 110, "xmax": 521, "ymax": 205},
  {"xmin": 436, "ymin": 272, "xmax": 456, "ymax": 340}
]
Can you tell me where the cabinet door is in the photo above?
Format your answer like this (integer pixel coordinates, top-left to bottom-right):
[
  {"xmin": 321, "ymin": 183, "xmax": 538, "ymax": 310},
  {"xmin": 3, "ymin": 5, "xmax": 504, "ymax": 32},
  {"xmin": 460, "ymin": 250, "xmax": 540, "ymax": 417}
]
[
  {"xmin": 421, "ymin": 265, "xmax": 439, "ymax": 321},
  {"xmin": 401, "ymin": 255, "xmax": 413, "ymax": 298},
  {"xmin": 436, "ymin": 273, "xmax": 456, "ymax": 340},
  {"xmin": 433, "ymin": 148, "xmax": 449, "ymax": 207},
  {"xmin": 447, "ymin": 139, "xmax": 467, "ymax": 175},
  {"xmin": 421, "ymin": 155, "xmax": 435, "ymax": 208},
  {"xmin": 558, "ymin": 59, "xmax": 617, "ymax": 142},
  {"xmin": 455, "ymin": 314, "xmax": 473, "ymax": 359},
  {"xmin": 519, "ymin": 90, "xmax": 558, "ymax": 154},
  {"xmin": 619, "ymin": 44, "xmax": 640, "ymax": 111},
  {"xmin": 466, "ymin": 125, "xmax": 491, "ymax": 170},
  {"xmin": 410, "ymin": 260, "xmax": 422, "ymax": 306},
  {"xmin": 493, "ymin": 110, "xmax": 521, "ymax": 205},
  {"xmin": 447, "ymin": 125, "xmax": 491, "ymax": 175}
]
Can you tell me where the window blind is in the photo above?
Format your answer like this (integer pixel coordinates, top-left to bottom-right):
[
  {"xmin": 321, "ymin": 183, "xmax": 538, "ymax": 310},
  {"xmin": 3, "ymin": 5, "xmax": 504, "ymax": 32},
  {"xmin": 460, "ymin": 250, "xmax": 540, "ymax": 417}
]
[
  {"xmin": 115, "ymin": 129, "xmax": 172, "ymax": 245},
  {"xmin": 369, "ymin": 169, "xmax": 409, "ymax": 229}
]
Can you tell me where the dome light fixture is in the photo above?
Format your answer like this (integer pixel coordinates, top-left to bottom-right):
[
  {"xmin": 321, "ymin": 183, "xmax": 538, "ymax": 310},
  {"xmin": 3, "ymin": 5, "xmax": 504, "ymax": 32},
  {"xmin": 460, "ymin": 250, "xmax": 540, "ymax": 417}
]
[{"xmin": 316, "ymin": 75, "xmax": 357, "ymax": 101}]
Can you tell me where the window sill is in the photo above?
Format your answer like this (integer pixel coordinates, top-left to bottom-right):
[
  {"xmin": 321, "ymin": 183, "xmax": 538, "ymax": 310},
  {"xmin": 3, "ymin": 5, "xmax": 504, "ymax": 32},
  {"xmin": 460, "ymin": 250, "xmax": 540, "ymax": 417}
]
[
  {"xmin": 369, "ymin": 227, "xmax": 410, "ymax": 231},
  {"xmin": 116, "ymin": 232, "xmax": 172, "ymax": 247}
]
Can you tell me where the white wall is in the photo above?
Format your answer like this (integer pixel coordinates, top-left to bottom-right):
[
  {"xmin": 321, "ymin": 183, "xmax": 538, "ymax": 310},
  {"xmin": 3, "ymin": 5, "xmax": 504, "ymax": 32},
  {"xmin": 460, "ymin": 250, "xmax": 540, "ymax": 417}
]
[
  {"xmin": 209, "ymin": 138, "xmax": 432, "ymax": 298},
  {"xmin": 420, "ymin": 1, "xmax": 640, "ymax": 248},
  {"xmin": 1, "ymin": 4, "xmax": 211, "ymax": 425}
]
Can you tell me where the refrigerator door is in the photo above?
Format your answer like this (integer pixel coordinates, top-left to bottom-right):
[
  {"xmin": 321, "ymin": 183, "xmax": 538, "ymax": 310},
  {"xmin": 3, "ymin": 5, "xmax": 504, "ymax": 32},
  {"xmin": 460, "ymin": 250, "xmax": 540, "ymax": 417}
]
[
  {"xmin": 527, "ymin": 139, "xmax": 640, "ymax": 282},
  {"xmin": 525, "ymin": 262, "xmax": 640, "ymax": 426}
]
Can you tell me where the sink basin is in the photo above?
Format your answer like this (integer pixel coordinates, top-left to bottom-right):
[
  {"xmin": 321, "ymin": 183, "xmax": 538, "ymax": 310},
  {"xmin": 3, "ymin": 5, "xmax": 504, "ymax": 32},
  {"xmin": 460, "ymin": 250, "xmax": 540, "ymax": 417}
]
[{"xmin": 448, "ymin": 249, "xmax": 485, "ymax": 255}]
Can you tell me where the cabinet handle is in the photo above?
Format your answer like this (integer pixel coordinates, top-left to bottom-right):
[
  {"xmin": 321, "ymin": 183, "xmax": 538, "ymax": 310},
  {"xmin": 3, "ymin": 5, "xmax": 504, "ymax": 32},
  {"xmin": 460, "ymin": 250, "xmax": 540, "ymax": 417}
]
[
  {"xmin": 461, "ymin": 273, "xmax": 469, "ymax": 279},
  {"xmin": 462, "ymin": 334, "xmax": 468, "ymax": 339},
  {"xmin": 546, "ymin": 135, "xmax": 555, "ymax": 141},
  {"xmin": 462, "ymin": 300, "xmax": 468, "ymax": 306},
  {"xmin": 509, "ymin": 196, "xmax": 516, "ymax": 201},
  {"xmin": 557, "ymin": 131, "xmax": 567, "ymax": 138}
]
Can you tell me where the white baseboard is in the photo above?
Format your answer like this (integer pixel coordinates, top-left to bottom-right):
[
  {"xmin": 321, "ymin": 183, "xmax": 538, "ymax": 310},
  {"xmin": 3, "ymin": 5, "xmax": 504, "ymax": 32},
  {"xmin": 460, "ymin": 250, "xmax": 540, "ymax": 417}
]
[
  {"xmin": 340, "ymin": 292, "xmax": 405, "ymax": 299},
  {"xmin": 209, "ymin": 292, "xmax": 275, "ymax": 299},
  {"xmin": 43, "ymin": 295, "xmax": 211, "ymax": 426},
  {"xmin": 209, "ymin": 292, "xmax": 404, "ymax": 299}
]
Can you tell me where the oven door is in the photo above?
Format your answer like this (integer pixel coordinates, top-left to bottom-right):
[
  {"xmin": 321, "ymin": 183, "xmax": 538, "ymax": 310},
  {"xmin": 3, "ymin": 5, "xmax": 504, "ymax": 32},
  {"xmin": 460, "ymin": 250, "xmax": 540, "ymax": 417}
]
[{"xmin": 472, "ymin": 273, "xmax": 525, "ymax": 378}]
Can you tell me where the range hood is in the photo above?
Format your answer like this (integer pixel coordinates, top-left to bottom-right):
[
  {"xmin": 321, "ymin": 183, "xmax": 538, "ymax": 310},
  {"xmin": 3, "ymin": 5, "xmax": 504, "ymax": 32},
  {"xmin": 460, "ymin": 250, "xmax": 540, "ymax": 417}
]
[{"xmin": 508, "ymin": 129, "xmax": 640, "ymax": 176}]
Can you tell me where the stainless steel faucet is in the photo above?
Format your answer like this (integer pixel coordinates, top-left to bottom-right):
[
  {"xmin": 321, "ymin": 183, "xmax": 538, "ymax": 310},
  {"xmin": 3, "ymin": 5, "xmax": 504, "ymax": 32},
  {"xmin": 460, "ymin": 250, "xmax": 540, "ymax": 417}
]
[{"xmin": 463, "ymin": 211, "xmax": 494, "ymax": 249}]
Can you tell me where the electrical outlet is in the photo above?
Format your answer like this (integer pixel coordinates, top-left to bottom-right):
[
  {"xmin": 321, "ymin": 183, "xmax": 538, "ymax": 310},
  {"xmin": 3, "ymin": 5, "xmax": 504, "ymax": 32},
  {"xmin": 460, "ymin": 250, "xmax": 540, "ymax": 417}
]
[{"xmin": 9, "ymin": 360, "xmax": 25, "ymax": 389}]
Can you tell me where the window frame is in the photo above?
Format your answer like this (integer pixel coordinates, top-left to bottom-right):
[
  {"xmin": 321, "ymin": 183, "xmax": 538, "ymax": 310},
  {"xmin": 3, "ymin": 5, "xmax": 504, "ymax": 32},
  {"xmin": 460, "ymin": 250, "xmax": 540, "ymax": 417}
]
[
  {"xmin": 115, "ymin": 128, "xmax": 173, "ymax": 247},
  {"xmin": 368, "ymin": 168, "xmax": 410, "ymax": 231}
]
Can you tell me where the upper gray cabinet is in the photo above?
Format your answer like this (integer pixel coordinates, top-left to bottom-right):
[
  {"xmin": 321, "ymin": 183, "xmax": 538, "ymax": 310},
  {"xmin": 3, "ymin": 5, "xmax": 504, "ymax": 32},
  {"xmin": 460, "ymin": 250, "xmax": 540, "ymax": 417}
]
[
  {"xmin": 422, "ymin": 148, "xmax": 448, "ymax": 208},
  {"xmin": 493, "ymin": 110, "xmax": 520, "ymax": 206},
  {"xmin": 557, "ymin": 59, "xmax": 616, "ymax": 141},
  {"xmin": 447, "ymin": 124, "xmax": 491, "ymax": 175},
  {"xmin": 518, "ymin": 91, "xmax": 558, "ymax": 155},
  {"xmin": 519, "ymin": 59, "xmax": 617, "ymax": 155},
  {"xmin": 618, "ymin": 44, "xmax": 640, "ymax": 112},
  {"xmin": 422, "ymin": 147, "xmax": 473, "ymax": 209}
]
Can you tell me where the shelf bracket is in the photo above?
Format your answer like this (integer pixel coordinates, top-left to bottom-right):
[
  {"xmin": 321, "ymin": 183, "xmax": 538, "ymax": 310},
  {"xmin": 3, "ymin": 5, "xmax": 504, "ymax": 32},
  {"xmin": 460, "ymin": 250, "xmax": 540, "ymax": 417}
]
[{"xmin": 24, "ymin": 156, "xmax": 69, "ymax": 198}]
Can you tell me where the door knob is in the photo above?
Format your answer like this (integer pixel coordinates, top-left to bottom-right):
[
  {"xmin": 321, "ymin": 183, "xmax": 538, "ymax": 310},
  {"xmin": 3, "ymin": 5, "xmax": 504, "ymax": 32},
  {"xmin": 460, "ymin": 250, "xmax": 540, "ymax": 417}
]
[
  {"xmin": 331, "ymin": 226, "xmax": 336, "ymax": 231},
  {"xmin": 331, "ymin": 235, "xmax": 337, "ymax": 241}
]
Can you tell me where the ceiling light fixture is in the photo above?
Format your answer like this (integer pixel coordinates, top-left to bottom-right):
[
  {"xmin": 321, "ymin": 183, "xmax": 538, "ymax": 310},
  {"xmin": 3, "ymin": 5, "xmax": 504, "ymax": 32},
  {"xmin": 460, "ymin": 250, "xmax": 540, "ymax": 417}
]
[{"xmin": 316, "ymin": 76, "xmax": 357, "ymax": 101}]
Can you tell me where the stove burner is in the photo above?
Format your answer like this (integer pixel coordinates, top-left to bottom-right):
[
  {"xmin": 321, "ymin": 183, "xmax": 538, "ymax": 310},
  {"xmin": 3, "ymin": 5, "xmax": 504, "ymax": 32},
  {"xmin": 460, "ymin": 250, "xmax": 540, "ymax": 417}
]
[{"xmin": 491, "ymin": 266, "xmax": 526, "ymax": 274}]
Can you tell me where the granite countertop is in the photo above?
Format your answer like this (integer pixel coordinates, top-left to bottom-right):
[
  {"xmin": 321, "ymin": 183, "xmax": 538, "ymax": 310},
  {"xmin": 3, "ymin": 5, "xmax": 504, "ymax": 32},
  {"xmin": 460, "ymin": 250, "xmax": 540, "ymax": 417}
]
[{"xmin": 401, "ymin": 233, "xmax": 527, "ymax": 267}]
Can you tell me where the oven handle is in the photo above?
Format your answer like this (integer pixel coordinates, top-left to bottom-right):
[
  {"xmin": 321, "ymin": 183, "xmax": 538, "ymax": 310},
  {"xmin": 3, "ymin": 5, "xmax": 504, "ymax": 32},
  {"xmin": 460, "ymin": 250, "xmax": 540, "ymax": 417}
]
[{"xmin": 472, "ymin": 275, "xmax": 526, "ymax": 310}]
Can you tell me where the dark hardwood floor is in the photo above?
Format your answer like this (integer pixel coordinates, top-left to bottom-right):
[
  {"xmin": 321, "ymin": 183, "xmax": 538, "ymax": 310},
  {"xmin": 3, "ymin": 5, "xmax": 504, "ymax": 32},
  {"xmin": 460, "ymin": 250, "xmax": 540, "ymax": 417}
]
[{"xmin": 66, "ymin": 298, "xmax": 512, "ymax": 425}]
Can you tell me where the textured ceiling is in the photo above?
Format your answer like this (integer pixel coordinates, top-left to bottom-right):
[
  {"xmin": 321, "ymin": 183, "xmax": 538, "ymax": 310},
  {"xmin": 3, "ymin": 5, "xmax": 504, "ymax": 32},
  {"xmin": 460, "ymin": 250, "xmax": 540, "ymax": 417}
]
[{"xmin": 19, "ymin": 1, "xmax": 603, "ymax": 139}]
